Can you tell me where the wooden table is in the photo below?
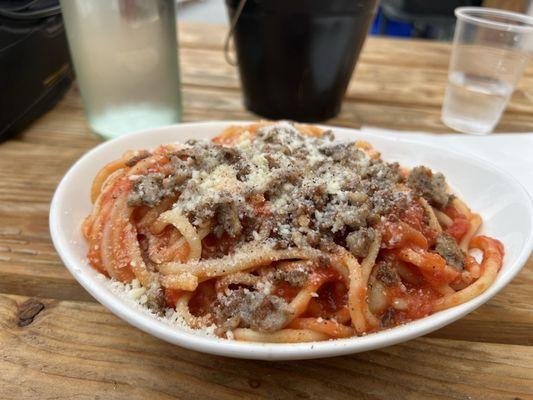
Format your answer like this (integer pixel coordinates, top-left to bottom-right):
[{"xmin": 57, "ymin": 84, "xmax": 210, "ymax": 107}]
[{"xmin": 1, "ymin": 22, "xmax": 533, "ymax": 399}]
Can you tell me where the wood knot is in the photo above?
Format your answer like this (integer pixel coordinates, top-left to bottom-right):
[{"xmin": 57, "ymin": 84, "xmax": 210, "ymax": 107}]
[
  {"xmin": 18, "ymin": 298, "xmax": 44, "ymax": 327},
  {"xmin": 248, "ymin": 378, "xmax": 261, "ymax": 389}
]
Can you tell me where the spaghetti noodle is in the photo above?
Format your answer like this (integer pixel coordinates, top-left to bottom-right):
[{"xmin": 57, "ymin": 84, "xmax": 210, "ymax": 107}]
[{"xmin": 83, "ymin": 121, "xmax": 504, "ymax": 342}]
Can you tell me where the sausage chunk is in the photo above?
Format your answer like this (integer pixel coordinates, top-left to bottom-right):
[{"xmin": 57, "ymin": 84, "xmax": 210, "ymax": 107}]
[
  {"xmin": 435, "ymin": 233, "xmax": 465, "ymax": 270},
  {"xmin": 346, "ymin": 227, "xmax": 376, "ymax": 258},
  {"xmin": 407, "ymin": 166, "xmax": 450, "ymax": 209},
  {"xmin": 214, "ymin": 288, "xmax": 293, "ymax": 333}
]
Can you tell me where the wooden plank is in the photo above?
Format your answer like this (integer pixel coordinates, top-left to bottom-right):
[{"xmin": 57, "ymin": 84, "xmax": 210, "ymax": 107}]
[
  {"xmin": 177, "ymin": 22, "xmax": 533, "ymax": 75},
  {"xmin": 178, "ymin": 21, "xmax": 226, "ymax": 49},
  {"xmin": 178, "ymin": 46, "xmax": 533, "ymax": 116},
  {"xmin": 11, "ymin": 44, "xmax": 533, "ymax": 154},
  {"xmin": 1, "ymin": 293, "xmax": 533, "ymax": 400},
  {"xmin": 177, "ymin": 21, "xmax": 452, "ymax": 68},
  {"xmin": 483, "ymin": 0, "xmax": 530, "ymax": 12},
  {"xmin": 180, "ymin": 86, "xmax": 533, "ymax": 133}
]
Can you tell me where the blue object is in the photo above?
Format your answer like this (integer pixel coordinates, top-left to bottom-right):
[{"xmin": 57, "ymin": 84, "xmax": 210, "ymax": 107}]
[{"xmin": 370, "ymin": 7, "xmax": 413, "ymax": 37}]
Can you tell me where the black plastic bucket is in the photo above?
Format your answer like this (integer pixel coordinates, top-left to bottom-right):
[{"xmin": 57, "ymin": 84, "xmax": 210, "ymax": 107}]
[{"xmin": 226, "ymin": 0, "xmax": 378, "ymax": 122}]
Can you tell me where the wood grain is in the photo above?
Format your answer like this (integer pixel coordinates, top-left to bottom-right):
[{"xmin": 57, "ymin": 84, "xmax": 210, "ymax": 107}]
[
  {"xmin": 483, "ymin": 0, "xmax": 530, "ymax": 12},
  {"xmin": 1, "ymin": 21, "xmax": 533, "ymax": 399},
  {"xmin": 179, "ymin": 46, "xmax": 533, "ymax": 115},
  {"xmin": 2, "ymin": 294, "xmax": 533, "ymax": 400},
  {"xmin": 177, "ymin": 22, "xmax": 533, "ymax": 132}
]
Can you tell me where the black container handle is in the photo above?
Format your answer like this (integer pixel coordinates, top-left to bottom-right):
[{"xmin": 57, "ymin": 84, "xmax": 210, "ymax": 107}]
[
  {"xmin": 0, "ymin": 1, "xmax": 61, "ymax": 20},
  {"xmin": 224, "ymin": 0, "xmax": 247, "ymax": 66}
]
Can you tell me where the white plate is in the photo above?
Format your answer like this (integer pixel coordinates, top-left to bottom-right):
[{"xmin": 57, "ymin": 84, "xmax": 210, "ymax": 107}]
[{"xmin": 49, "ymin": 121, "xmax": 533, "ymax": 360}]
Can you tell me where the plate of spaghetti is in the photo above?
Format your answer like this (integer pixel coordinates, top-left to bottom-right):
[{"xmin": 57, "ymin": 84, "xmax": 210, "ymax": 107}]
[{"xmin": 50, "ymin": 121, "xmax": 533, "ymax": 360}]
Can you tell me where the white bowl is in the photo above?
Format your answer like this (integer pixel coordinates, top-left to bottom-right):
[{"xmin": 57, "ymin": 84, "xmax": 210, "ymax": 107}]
[{"xmin": 50, "ymin": 121, "xmax": 533, "ymax": 360}]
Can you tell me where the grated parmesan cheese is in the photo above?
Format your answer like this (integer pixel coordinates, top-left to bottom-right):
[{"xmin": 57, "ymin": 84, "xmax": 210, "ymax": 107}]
[
  {"xmin": 98, "ymin": 274, "xmax": 218, "ymax": 337},
  {"xmin": 116, "ymin": 122, "xmax": 428, "ymax": 334}
]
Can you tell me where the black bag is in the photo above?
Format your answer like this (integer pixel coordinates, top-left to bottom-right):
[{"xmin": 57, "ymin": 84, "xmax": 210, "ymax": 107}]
[{"xmin": 0, "ymin": 0, "xmax": 73, "ymax": 141}]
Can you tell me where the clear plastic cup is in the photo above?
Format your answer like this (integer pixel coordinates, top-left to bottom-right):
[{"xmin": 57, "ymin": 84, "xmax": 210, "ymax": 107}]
[{"xmin": 442, "ymin": 7, "xmax": 533, "ymax": 135}]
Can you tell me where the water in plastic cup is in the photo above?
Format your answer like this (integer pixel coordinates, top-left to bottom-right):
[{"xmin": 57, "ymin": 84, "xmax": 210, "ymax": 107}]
[
  {"xmin": 60, "ymin": 0, "xmax": 181, "ymax": 140},
  {"xmin": 442, "ymin": 7, "xmax": 533, "ymax": 135}
]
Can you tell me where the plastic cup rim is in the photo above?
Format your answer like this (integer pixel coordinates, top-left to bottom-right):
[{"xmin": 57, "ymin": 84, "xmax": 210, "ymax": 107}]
[{"xmin": 455, "ymin": 6, "xmax": 533, "ymax": 33}]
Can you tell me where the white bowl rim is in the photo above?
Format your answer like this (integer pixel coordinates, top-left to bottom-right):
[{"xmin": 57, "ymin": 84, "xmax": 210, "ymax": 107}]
[{"xmin": 49, "ymin": 120, "xmax": 533, "ymax": 360}]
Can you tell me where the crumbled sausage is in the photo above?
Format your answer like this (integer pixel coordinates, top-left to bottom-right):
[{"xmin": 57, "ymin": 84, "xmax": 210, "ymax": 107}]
[
  {"xmin": 435, "ymin": 233, "xmax": 465, "ymax": 270},
  {"xmin": 214, "ymin": 288, "xmax": 292, "ymax": 332},
  {"xmin": 128, "ymin": 173, "xmax": 165, "ymax": 207},
  {"xmin": 162, "ymin": 167, "xmax": 191, "ymax": 194},
  {"xmin": 273, "ymin": 267, "xmax": 309, "ymax": 287},
  {"xmin": 165, "ymin": 124, "xmax": 406, "ymax": 250},
  {"xmin": 407, "ymin": 166, "xmax": 450, "ymax": 209},
  {"xmin": 346, "ymin": 227, "xmax": 376, "ymax": 258},
  {"xmin": 125, "ymin": 150, "xmax": 151, "ymax": 167},
  {"xmin": 145, "ymin": 286, "xmax": 165, "ymax": 314},
  {"xmin": 214, "ymin": 202, "xmax": 242, "ymax": 238},
  {"xmin": 114, "ymin": 122, "xmax": 477, "ymax": 335},
  {"xmin": 375, "ymin": 260, "xmax": 400, "ymax": 286},
  {"xmin": 319, "ymin": 143, "xmax": 360, "ymax": 162}
]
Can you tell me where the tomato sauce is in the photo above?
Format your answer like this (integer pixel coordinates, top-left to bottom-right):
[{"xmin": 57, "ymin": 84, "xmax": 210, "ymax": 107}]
[
  {"xmin": 189, "ymin": 281, "xmax": 217, "ymax": 317},
  {"xmin": 444, "ymin": 205, "xmax": 470, "ymax": 241},
  {"xmin": 313, "ymin": 281, "xmax": 348, "ymax": 316},
  {"xmin": 164, "ymin": 288, "xmax": 181, "ymax": 307},
  {"xmin": 381, "ymin": 221, "xmax": 428, "ymax": 250},
  {"xmin": 201, "ymin": 233, "xmax": 237, "ymax": 258},
  {"xmin": 273, "ymin": 282, "xmax": 301, "ymax": 302},
  {"xmin": 446, "ymin": 218, "xmax": 469, "ymax": 241},
  {"xmin": 400, "ymin": 202, "xmax": 438, "ymax": 245},
  {"xmin": 389, "ymin": 284, "xmax": 440, "ymax": 324}
]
